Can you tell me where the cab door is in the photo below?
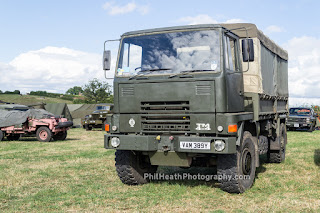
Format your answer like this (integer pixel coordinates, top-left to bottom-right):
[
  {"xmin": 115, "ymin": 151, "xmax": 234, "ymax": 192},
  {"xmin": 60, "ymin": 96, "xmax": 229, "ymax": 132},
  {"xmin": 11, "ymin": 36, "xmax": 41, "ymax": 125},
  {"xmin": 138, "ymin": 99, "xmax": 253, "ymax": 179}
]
[{"xmin": 223, "ymin": 32, "xmax": 244, "ymax": 112}]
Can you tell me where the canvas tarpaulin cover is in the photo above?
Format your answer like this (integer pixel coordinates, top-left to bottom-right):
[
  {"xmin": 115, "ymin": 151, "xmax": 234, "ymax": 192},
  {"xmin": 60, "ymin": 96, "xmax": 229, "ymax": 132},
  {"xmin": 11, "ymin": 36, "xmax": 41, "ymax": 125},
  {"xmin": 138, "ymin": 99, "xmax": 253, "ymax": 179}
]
[
  {"xmin": 45, "ymin": 103, "xmax": 72, "ymax": 121},
  {"xmin": 221, "ymin": 23, "xmax": 288, "ymax": 98},
  {"xmin": 0, "ymin": 109, "xmax": 54, "ymax": 128}
]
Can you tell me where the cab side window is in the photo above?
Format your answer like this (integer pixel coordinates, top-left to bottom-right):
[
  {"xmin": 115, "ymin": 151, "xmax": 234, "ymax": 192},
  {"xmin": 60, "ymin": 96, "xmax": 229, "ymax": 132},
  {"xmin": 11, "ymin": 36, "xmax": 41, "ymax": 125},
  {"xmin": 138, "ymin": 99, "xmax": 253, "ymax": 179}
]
[{"xmin": 224, "ymin": 35, "xmax": 237, "ymax": 71}]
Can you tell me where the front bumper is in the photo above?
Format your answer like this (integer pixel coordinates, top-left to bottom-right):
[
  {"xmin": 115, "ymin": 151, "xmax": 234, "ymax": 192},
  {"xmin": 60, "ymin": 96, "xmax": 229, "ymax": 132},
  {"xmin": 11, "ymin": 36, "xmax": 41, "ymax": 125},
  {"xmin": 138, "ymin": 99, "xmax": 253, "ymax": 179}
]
[
  {"xmin": 287, "ymin": 122, "xmax": 311, "ymax": 128},
  {"xmin": 104, "ymin": 134, "xmax": 237, "ymax": 154},
  {"xmin": 83, "ymin": 120, "xmax": 103, "ymax": 125}
]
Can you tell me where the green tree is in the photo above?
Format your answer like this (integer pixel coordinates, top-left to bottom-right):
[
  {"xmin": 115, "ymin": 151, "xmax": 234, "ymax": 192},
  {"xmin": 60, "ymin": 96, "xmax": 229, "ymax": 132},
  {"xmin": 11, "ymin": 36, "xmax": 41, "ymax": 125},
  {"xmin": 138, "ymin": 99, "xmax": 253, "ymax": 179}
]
[
  {"xmin": 82, "ymin": 79, "xmax": 113, "ymax": 103},
  {"xmin": 13, "ymin": 90, "xmax": 20, "ymax": 94},
  {"xmin": 66, "ymin": 86, "xmax": 83, "ymax": 95},
  {"xmin": 0, "ymin": 90, "xmax": 2, "ymax": 94}
]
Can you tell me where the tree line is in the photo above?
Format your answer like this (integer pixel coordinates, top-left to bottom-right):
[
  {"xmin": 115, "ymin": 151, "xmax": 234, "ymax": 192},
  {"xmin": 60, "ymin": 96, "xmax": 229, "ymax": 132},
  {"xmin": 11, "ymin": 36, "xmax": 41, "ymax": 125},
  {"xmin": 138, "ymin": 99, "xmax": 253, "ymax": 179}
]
[{"xmin": 0, "ymin": 79, "xmax": 113, "ymax": 104}]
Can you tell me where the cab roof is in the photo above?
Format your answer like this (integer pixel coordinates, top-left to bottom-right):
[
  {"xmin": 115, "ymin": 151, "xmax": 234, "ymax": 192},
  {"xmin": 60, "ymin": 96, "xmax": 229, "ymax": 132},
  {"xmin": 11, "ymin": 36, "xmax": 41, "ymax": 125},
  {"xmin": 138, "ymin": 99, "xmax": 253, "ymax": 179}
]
[{"xmin": 121, "ymin": 23, "xmax": 288, "ymax": 60}]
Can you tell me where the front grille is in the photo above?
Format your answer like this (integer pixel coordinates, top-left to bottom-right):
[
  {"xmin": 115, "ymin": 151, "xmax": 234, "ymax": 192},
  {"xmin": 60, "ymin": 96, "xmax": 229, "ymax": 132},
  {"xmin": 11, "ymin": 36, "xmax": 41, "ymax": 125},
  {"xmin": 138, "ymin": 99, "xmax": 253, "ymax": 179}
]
[
  {"xmin": 288, "ymin": 117, "xmax": 306, "ymax": 122},
  {"xmin": 141, "ymin": 115, "xmax": 190, "ymax": 133},
  {"xmin": 196, "ymin": 85, "xmax": 211, "ymax": 95},
  {"xmin": 141, "ymin": 101, "xmax": 189, "ymax": 114}
]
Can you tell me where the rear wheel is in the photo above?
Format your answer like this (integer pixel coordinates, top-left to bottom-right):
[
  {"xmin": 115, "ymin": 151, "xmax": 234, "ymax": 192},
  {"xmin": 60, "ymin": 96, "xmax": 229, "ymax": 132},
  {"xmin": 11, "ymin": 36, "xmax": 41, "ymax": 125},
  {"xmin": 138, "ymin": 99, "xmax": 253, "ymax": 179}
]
[
  {"xmin": 115, "ymin": 150, "xmax": 158, "ymax": 185},
  {"xmin": 36, "ymin": 126, "xmax": 52, "ymax": 142},
  {"xmin": 268, "ymin": 123, "xmax": 286, "ymax": 163},
  {"xmin": 53, "ymin": 131, "xmax": 67, "ymax": 141},
  {"xmin": 7, "ymin": 134, "xmax": 20, "ymax": 141},
  {"xmin": 217, "ymin": 131, "xmax": 256, "ymax": 193},
  {"xmin": 0, "ymin": 130, "xmax": 4, "ymax": 141}
]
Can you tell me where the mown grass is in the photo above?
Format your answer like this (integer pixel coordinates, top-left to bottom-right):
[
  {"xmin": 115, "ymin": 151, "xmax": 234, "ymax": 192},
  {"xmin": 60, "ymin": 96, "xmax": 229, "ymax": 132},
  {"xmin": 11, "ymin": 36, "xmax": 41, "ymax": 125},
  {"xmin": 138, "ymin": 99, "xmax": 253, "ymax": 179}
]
[
  {"xmin": 0, "ymin": 129, "xmax": 319, "ymax": 212},
  {"xmin": 0, "ymin": 94, "xmax": 72, "ymax": 105}
]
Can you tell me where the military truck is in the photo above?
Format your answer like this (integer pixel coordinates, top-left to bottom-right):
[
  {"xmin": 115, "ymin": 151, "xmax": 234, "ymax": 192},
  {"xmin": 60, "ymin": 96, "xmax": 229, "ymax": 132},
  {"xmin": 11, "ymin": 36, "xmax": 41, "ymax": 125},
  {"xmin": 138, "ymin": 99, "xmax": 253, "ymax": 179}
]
[
  {"xmin": 103, "ymin": 23, "xmax": 288, "ymax": 193},
  {"xmin": 287, "ymin": 107, "xmax": 317, "ymax": 132},
  {"xmin": 81, "ymin": 104, "xmax": 113, "ymax": 130}
]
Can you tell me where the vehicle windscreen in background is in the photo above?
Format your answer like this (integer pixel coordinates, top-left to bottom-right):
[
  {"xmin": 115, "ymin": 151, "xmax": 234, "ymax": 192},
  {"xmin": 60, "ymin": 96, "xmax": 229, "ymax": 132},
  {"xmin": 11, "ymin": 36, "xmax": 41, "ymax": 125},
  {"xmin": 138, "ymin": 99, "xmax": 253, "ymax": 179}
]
[
  {"xmin": 96, "ymin": 106, "xmax": 110, "ymax": 110},
  {"xmin": 117, "ymin": 30, "xmax": 220, "ymax": 76},
  {"xmin": 289, "ymin": 108, "xmax": 311, "ymax": 115}
]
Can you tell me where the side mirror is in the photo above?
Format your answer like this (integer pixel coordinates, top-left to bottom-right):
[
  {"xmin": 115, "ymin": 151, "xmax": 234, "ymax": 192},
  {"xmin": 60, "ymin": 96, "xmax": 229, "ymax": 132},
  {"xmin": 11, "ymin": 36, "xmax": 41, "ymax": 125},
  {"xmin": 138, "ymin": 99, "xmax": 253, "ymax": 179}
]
[
  {"xmin": 242, "ymin": 39, "xmax": 254, "ymax": 62},
  {"xmin": 103, "ymin": 50, "xmax": 111, "ymax": 70}
]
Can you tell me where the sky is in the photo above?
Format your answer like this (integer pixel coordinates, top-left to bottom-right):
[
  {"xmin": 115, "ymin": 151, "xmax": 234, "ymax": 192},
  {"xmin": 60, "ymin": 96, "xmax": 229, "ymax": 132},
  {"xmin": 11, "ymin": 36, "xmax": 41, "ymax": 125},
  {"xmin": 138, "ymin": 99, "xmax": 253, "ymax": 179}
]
[{"xmin": 0, "ymin": 0, "xmax": 320, "ymax": 106}]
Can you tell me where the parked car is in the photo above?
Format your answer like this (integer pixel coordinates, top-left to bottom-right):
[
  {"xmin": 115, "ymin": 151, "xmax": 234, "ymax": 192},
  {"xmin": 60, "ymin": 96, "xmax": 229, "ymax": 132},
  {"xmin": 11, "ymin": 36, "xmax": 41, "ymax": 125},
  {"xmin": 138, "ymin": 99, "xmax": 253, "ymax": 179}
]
[
  {"xmin": 0, "ymin": 105, "xmax": 73, "ymax": 142},
  {"xmin": 81, "ymin": 104, "xmax": 113, "ymax": 130},
  {"xmin": 287, "ymin": 107, "xmax": 317, "ymax": 132}
]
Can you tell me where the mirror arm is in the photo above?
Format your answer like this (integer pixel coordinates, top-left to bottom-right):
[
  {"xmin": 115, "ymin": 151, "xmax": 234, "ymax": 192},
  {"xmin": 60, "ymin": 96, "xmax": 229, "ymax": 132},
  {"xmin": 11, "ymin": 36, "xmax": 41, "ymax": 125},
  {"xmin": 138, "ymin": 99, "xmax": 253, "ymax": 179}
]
[
  {"xmin": 103, "ymin": 39, "xmax": 120, "ymax": 80},
  {"xmin": 104, "ymin": 39, "xmax": 120, "ymax": 51},
  {"xmin": 104, "ymin": 70, "xmax": 114, "ymax": 80}
]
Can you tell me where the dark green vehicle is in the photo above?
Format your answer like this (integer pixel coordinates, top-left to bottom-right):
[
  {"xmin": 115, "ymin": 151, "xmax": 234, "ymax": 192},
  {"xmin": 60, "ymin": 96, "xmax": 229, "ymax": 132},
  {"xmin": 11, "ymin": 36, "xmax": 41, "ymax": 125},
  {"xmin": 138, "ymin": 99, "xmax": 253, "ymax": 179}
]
[
  {"xmin": 287, "ymin": 107, "xmax": 317, "ymax": 132},
  {"xmin": 82, "ymin": 104, "xmax": 113, "ymax": 130},
  {"xmin": 103, "ymin": 23, "xmax": 288, "ymax": 193}
]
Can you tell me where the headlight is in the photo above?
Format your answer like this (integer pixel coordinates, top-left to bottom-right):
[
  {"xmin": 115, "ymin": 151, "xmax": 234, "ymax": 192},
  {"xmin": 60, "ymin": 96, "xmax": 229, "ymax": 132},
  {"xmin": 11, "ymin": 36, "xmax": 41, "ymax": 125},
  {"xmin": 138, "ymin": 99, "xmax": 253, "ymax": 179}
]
[
  {"xmin": 89, "ymin": 115, "xmax": 92, "ymax": 118},
  {"xmin": 110, "ymin": 137, "xmax": 120, "ymax": 148},
  {"xmin": 214, "ymin": 140, "xmax": 225, "ymax": 152},
  {"xmin": 306, "ymin": 118, "xmax": 310, "ymax": 123}
]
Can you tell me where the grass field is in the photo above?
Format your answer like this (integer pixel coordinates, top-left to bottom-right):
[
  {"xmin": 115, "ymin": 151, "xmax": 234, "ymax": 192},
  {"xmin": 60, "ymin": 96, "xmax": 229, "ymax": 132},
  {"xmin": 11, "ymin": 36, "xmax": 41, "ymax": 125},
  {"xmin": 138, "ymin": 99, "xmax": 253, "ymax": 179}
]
[
  {"xmin": 0, "ymin": 94, "xmax": 73, "ymax": 105},
  {"xmin": 0, "ymin": 129, "xmax": 319, "ymax": 212}
]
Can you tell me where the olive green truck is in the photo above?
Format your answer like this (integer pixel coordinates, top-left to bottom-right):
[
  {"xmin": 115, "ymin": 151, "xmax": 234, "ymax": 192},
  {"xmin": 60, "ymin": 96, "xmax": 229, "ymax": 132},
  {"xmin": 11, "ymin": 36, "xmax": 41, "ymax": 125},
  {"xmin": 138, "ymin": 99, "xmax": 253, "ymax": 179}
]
[{"xmin": 103, "ymin": 23, "xmax": 288, "ymax": 193}]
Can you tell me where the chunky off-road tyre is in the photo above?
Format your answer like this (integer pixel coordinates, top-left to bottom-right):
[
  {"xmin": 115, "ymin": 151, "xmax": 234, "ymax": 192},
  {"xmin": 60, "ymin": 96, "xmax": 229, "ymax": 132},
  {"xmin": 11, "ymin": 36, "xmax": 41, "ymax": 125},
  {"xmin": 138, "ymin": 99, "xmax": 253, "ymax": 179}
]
[
  {"xmin": 53, "ymin": 131, "xmax": 67, "ymax": 141},
  {"xmin": 217, "ymin": 131, "xmax": 256, "ymax": 193},
  {"xmin": 0, "ymin": 130, "xmax": 4, "ymax": 141},
  {"xmin": 268, "ymin": 123, "xmax": 287, "ymax": 163},
  {"xmin": 115, "ymin": 150, "xmax": 158, "ymax": 185},
  {"xmin": 36, "ymin": 126, "xmax": 52, "ymax": 142},
  {"xmin": 85, "ymin": 124, "xmax": 92, "ymax": 131},
  {"xmin": 7, "ymin": 134, "xmax": 20, "ymax": 141}
]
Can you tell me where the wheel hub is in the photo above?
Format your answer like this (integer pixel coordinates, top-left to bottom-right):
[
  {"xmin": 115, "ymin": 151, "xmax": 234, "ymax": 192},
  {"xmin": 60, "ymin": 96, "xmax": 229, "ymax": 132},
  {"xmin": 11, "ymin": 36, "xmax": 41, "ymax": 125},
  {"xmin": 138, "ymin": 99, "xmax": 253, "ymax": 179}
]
[
  {"xmin": 242, "ymin": 149, "xmax": 252, "ymax": 175},
  {"xmin": 39, "ymin": 130, "xmax": 48, "ymax": 140}
]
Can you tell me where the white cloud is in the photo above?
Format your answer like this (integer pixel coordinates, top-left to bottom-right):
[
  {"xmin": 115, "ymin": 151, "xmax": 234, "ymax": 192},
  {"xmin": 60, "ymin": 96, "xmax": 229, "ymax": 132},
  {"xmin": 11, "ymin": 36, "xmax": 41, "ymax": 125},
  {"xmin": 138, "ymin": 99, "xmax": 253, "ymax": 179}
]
[
  {"xmin": 0, "ymin": 47, "xmax": 116, "ymax": 94},
  {"xmin": 224, "ymin": 19, "xmax": 246, "ymax": 23},
  {"xmin": 289, "ymin": 97, "xmax": 320, "ymax": 107},
  {"xmin": 102, "ymin": 1, "xmax": 149, "ymax": 15},
  {"xmin": 265, "ymin": 25, "xmax": 285, "ymax": 34},
  {"xmin": 284, "ymin": 36, "xmax": 320, "ymax": 105},
  {"xmin": 177, "ymin": 14, "xmax": 245, "ymax": 25}
]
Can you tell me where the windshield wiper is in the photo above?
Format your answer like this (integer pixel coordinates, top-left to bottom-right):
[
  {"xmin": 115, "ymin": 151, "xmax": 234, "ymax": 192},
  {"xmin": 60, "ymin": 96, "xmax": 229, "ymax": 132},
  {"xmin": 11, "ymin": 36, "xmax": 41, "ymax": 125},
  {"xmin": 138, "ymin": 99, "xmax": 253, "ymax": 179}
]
[
  {"xmin": 129, "ymin": 68, "xmax": 172, "ymax": 80},
  {"xmin": 169, "ymin": 70, "xmax": 213, "ymax": 78}
]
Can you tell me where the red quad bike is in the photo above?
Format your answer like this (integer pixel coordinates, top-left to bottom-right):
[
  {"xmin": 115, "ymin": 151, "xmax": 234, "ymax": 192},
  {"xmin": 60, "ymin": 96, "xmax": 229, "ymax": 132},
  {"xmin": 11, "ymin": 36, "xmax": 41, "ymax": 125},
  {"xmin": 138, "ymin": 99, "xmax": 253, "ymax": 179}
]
[{"xmin": 0, "ymin": 109, "xmax": 73, "ymax": 142}]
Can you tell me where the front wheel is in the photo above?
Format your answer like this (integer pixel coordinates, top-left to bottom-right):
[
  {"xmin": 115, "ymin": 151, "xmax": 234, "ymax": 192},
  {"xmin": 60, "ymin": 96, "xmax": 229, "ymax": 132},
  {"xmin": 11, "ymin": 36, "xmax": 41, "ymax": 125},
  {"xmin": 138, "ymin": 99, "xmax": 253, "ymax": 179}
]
[
  {"xmin": 85, "ymin": 124, "xmax": 92, "ymax": 131},
  {"xmin": 53, "ymin": 131, "xmax": 67, "ymax": 141},
  {"xmin": 115, "ymin": 150, "xmax": 158, "ymax": 185},
  {"xmin": 308, "ymin": 124, "xmax": 315, "ymax": 132},
  {"xmin": 217, "ymin": 131, "xmax": 256, "ymax": 193},
  {"xmin": 36, "ymin": 126, "xmax": 52, "ymax": 142}
]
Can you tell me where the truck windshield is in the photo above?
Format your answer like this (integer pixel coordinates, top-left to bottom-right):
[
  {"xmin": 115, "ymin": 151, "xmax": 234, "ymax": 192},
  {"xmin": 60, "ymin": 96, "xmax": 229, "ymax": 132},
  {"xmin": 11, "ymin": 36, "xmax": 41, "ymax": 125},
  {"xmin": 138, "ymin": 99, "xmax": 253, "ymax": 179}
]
[
  {"xmin": 289, "ymin": 108, "xmax": 311, "ymax": 115},
  {"xmin": 117, "ymin": 30, "xmax": 220, "ymax": 77}
]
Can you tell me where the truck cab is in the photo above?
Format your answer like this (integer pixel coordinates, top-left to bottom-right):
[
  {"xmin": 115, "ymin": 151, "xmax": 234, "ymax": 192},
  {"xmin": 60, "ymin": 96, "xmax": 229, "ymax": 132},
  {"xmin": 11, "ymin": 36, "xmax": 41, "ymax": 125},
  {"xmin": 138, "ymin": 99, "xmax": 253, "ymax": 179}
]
[{"xmin": 103, "ymin": 24, "xmax": 288, "ymax": 193}]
